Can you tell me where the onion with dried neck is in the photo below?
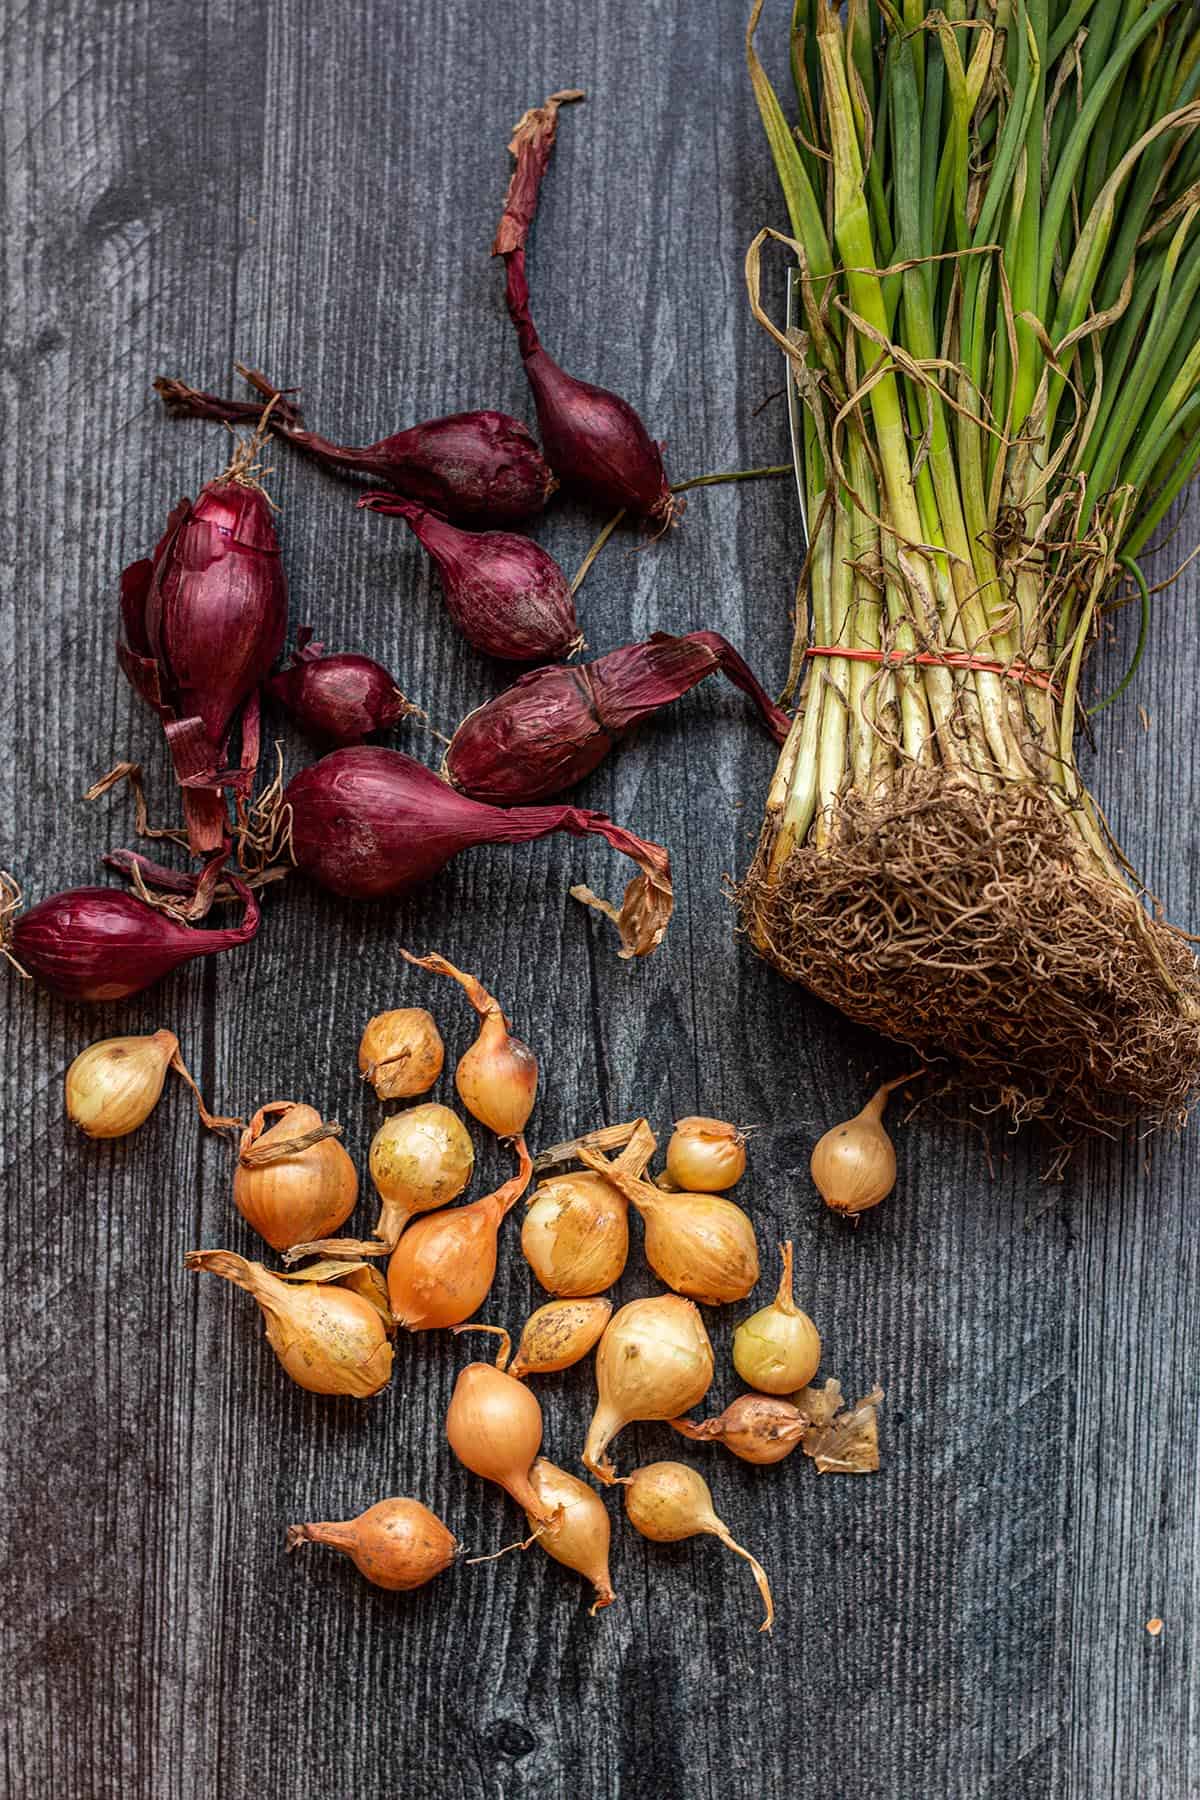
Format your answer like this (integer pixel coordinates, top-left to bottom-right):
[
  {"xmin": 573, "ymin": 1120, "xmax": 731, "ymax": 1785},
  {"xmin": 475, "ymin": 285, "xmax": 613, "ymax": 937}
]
[
  {"xmin": 521, "ymin": 1120, "xmax": 655, "ymax": 1296},
  {"xmin": 184, "ymin": 1251, "xmax": 394, "ymax": 1397},
  {"xmin": 525, "ymin": 1459, "xmax": 615, "ymax": 1613},
  {"xmin": 582, "ymin": 1295, "xmax": 714, "ymax": 1484},
  {"xmin": 665, "ymin": 1116, "xmax": 747, "ymax": 1192},
  {"xmin": 577, "ymin": 1142, "xmax": 759, "ymax": 1305},
  {"xmin": 233, "ymin": 1102, "xmax": 358, "ymax": 1252},
  {"xmin": 811, "ymin": 1073, "xmax": 918, "ymax": 1215},
  {"xmin": 401, "ymin": 950, "xmax": 537, "ymax": 1138},
  {"xmin": 287, "ymin": 1498, "xmax": 455, "ymax": 1591},
  {"xmin": 358, "ymin": 1008, "xmax": 445, "ymax": 1100},
  {"xmin": 621, "ymin": 1462, "xmax": 774, "ymax": 1632},
  {"xmin": 387, "ymin": 1138, "xmax": 532, "ymax": 1330},
  {"xmin": 65, "ymin": 1029, "xmax": 236, "ymax": 1139},
  {"xmin": 732, "ymin": 1241, "xmax": 820, "ymax": 1394},
  {"xmin": 670, "ymin": 1394, "xmax": 809, "ymax": 1466},
  {"xmin": 446, "ymin": 1326, "xmax": 557, "ymax": 1522}
]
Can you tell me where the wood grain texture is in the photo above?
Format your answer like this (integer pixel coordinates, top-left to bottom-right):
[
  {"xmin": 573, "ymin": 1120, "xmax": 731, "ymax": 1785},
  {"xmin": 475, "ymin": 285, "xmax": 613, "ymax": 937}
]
[{"xmin": 2, "ymin": 1, "xmax": 1198, "ymax": 1796}]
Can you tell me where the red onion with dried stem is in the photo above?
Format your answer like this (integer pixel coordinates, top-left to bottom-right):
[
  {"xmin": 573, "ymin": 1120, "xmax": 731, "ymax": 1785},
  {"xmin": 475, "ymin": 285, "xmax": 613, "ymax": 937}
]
[
  {"xmin": 1, "ymin": 871, "xmax": 260, "ymax": 1002},
  {"xmin": 444, "ymin": 631, "xmax": 791, "ymax": 802},
  {"xmin": 267, "ymin": 630, "xmax": 419, "ymax": 746},
  {"xmin": 281, "ymin": 747, "xmax": 672, "ymax": 958},
  {"xmin": 493, "ymin": 92, "xmax": 675, "ymax": 528},
  {"xmin": 155, "ymin": 367, "xmax": 556, "ymax": 526},
  {"xmin": 118, "ymin": 419, "xmax": 287, "ymax": 855}
]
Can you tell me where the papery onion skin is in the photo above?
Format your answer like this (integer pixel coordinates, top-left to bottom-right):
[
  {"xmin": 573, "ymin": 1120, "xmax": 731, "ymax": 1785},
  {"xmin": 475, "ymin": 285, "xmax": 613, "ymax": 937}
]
[
  {"xmin": 358, "ymin": 1009, "xmax": 445, "ymax": 1100},
  {"xmin": 521, "ymin": 1173, "xmax": 629, "ymax": 1297},
  {"xmin": 582, "ymin": 1295, "xmax": 714, "ymax": 1484},
  {"xmin": 525, "ymin": 1458, "xmax": 615, "ymax": 1613},
  {"xmin": 185, "ymin": 1250, "xmax": 393, "ymax": 1397},
  {"xmin": 233, "ymin": 1102, "xmax": 358, "ymax": 1253},
  {"xmin": 9, "ymin": 881, "xmax": 260, "ymax": 1002},
  {"xmin": 283, "ymin": 747, "xmax": 673, "ymax": 959},
  {"xmin": 665, "ymin": 1117, "xmax": 747, "ymax": 1193},
  {"xmin": 510, "ymin": 1297, "xmax": 613, "ymax": 1378},
  {"xmin": 156, "ymin": 373, "xmax": 555, "ymax": 525},
  {"xmin": 65, "ymin": 1031, "xmax": 176, "ymax": 1138},
  {"xmin": 670, "ymin": 1394, "xmax": 808, "ymax": 1466},
  {"xmin": 286, "ymin": 1498, "xmax": 456, "ymax": 1591},
  {"xmin": 446, "ymin": 1354, "xmax": 555, "ymax": 1520},
  {"xmin": 387, "ymin": 1140, "xmax": 531, "ymax": 1331},
  {"xmin": 360, "ymin": 496, "xmax": 582, "ymax": 664},
  {"xmin": 268, "ymin": 635, "xmax": 415, "ymax": 746}
]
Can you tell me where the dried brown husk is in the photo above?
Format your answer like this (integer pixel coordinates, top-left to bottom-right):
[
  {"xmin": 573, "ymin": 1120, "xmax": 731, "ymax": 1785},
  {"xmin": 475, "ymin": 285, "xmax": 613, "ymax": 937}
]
[
  {"xmin": 793, "ymin": 1379, "xmax": 883, "ymax": 1475},
  {"xmin": 741, "ymin": 769, "xmax": 1200, "ymax": 1137}
]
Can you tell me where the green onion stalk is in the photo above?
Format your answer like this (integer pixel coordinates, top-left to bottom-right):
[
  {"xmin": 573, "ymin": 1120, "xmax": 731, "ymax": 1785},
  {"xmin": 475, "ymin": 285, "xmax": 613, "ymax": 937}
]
[{"xmin": 740, "ymin": 0, "xmax": 1200, "ymax": 1131}]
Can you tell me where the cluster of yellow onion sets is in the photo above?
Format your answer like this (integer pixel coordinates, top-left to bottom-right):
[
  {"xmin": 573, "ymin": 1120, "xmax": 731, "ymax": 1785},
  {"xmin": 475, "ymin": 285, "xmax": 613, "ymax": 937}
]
[{"xmin": 60, "ymin": 985, "xmax": 894, "ymax": 1627}]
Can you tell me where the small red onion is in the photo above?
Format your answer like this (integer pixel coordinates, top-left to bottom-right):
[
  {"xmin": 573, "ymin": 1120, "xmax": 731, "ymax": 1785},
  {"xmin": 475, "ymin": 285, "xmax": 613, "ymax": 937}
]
[
  {"xmin": 3, "ymin": 877, "xmax": 260, "ymax": 1002},
  {"xmin": 155, "ymin": 372, "xmax": 556, "ymax": 527},
  {"xmin": 493, "ymin": 94, "xmax": 675, "ymax": 528},
  {"xmin": 283, "ymin": 747, "xmax": 672, "ymax": 958},
  {"xmin": 119, "ymin": 441, "xmax": 287, "ymax": 855},
  {"xmin": 359, "ymin": 495, "xmax": 581, "ymax": 663},
  {"xmin": 444, "ymin": 631, "xmax": 792, "ymax": 803},
  {"xmin": 267, "ymin": 631, "xmax": 417, "ymax": 746}
]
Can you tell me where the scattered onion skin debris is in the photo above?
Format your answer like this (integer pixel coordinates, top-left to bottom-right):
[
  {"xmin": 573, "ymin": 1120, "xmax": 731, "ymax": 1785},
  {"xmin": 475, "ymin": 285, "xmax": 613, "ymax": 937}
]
[
  {"xmin": 793, "ymin": 1379, "xmax": 883, "ymax": 1474},
  {"xmin": 1146, "ymin": 1617, "xmax": 1164, "ymax": 1638}
]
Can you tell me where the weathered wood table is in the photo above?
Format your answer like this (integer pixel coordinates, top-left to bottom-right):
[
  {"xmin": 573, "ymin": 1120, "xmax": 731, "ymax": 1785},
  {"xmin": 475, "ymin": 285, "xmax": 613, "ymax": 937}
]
[{"xmin": 4, "ymin": 2, "xmax": 1198, "ymax": 1795}]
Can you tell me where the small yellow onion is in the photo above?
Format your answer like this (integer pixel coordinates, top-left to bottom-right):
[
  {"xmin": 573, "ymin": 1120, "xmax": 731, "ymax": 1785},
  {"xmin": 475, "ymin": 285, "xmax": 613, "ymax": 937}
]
[
  {"xmin": 811, "ymin": 1073, "xmax": 918, "ymax": 1216},
  {"xmin": 402, "ymin": 949, "xmax": 538, "ymax": 1138},
  {"xmin": 387, "ymin": 1139, "xmax": 531, "ymax": 1330},
  {"xmin": 621, "ymin": 1461, "xmax": 774, "ymax": 1633},
  {"xmin": 731, "ymin": 1241, "xmax": 821, "ymax": 1394},
  {"xmin": 524, "ymin": 1458, "xmax": 615, "ymax": 1614},
  {"xmin": 577, "ymin": 1143, "xmax": 759, "ymax": 1306},
  {"xmin": 445, "ymin": 1326, "xmax": 557, "ymax": 1521},
  {"xmin": 509, "ymin": 1297, "xmax": 613, "ymax": 1378},
  {"xmin": 670, "ymin": 1394, "xmax": 808, "ymax": 1465},
  {"xmin": 521, "ymin": 1120, "xmax": 655, "ymax": 1296},
  {"xmin": 233, "ymin": 1102, "xmax": 358, "ymax": 1252},
  {"xmin": 65, "ymin": 1029, "xmax": 236, "ymax": 1139},
  {"xmin": 185, "ymin": 1250, "xmax": 394, "ymax": 1397},
  {"xmin": 287, "ymin": 1497, "xmax": 455, "ymax": 1591},
  {"xmin": 582, "ymin": 1294, "xmax": 714, "ymax": 1484},
  {"xmin": 665, "ymin": 1116, "xmax": 747, "ymax": 1192},
  {"xmin": 358, "ymin": 1008, "xmax": 444, "ymax": 1100}
]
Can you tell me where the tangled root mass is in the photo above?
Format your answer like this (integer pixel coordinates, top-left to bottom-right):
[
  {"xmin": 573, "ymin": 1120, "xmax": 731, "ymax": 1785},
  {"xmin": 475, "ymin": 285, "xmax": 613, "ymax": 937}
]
[{"xmin": 739, "ymin": 771, "xmax": 1200, "ymax": 1135}]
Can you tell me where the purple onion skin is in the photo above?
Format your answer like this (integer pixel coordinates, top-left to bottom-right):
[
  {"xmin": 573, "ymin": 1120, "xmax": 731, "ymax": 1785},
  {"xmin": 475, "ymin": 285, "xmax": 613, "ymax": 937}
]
[
  {"xmin": 268, "ymin": 650, "xmax": 409, "ymax": 747},
  {"xmin": 446, "ymin": 667, "xmax": 611, "ymax": 802},
  {"xmin": 359, "ymin": 496, "xmax": 582, "ymax": 663},
  {"xmin": 129, "ymin": 481, "xmax": 288, "ymax": 747},
  {"xmin": 503, "ymin": 251, "xmax": 674, "ymax": 527},
  {"xmin": 156, "ymin": 376, "xmax": 556, "ymax": 527},
  {"xmin": 11, "ymin": 885, "xmax": 260, "ymax": 1002}
]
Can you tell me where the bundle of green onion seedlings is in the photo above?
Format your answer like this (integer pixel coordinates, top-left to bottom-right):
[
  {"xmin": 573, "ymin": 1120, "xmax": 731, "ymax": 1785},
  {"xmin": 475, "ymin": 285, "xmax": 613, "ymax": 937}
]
[{"xmin": 741, "ymin": 0, "xmax": 1200, "ymax": 1132}]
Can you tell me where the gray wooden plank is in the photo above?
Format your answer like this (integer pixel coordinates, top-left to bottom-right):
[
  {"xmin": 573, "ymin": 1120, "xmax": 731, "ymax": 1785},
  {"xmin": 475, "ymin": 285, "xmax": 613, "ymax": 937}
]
[{"xmin": 2, "ymin": 1, "xmax": 1199, "ymax": 1797}]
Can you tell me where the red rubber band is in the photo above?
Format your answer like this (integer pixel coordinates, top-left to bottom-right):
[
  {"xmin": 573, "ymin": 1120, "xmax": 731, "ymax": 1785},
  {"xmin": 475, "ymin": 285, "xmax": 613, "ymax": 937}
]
[{"xmin": 806, "ymin": 645, "xmax": 1060, "ymax": 698}]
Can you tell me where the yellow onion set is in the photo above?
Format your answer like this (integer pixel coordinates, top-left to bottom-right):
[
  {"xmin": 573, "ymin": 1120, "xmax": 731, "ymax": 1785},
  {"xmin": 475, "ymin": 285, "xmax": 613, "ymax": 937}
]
[{"xmin": 60, "ymin": 975, "xmax": 896, "ymax": 1626}]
